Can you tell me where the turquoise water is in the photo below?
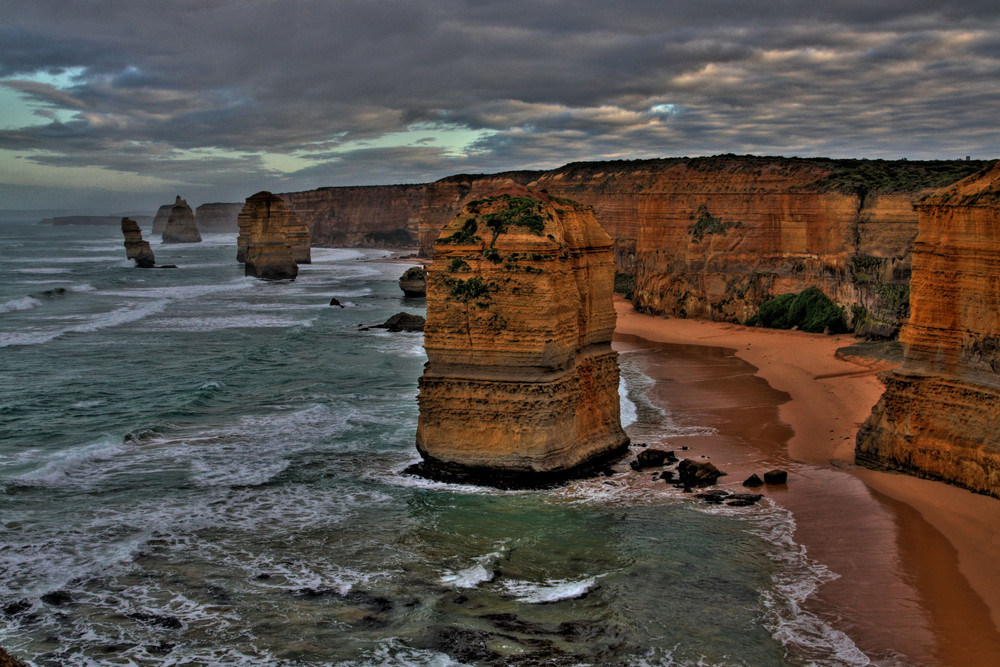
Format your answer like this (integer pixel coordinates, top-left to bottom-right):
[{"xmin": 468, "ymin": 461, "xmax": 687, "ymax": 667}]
[{"xmin": 0, "ymin": 221, "xmax": 869, "ymax": 665}]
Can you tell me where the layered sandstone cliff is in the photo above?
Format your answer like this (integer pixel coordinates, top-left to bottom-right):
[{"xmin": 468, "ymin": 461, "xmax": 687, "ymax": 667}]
[
  {"xmin": 413, "ymin": 186, "xmax": 629, "ymax": 486},
  {"xmin": 194, "ymin": 202, "xmax": 242, "ymax": 233},
  {"xmin": 238, "ymin": 191, "xmax": 302, "ymax": 280},
  {"xmin": 279, "ymin": 184, "xmax": 427, "ymax": 247},
  {"xmin": 121, "ymin": 217, "xmax": 155, "ymax": 268},
  {"xmin": 161, "ymin": 196, "xmax": 202, "ymax": 243},
  {"xmin": 417, "ymin": 157, "xmax": 984, "ymax": 337},
  {"xmin": 857, "ymin": 163, "xmax": 1000, "ymax": 496}
]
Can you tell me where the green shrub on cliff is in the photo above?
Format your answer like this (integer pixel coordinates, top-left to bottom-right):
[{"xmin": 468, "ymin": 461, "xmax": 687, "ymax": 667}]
[
  {"xmin": 614, "ymin": 272, "xmax": 635, "ymax": 299},
  {"xmin": 750, "ymin": 287, "xmax": 846, "ymax": 333}
]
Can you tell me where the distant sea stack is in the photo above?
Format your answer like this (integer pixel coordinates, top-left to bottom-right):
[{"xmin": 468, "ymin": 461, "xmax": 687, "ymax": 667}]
[
  {"xmin": 856, "ymin": 162, "xmax": 1000, "ymax": 497},
  {"xmin": 194, "ymin": 202, "xmax": 243, "ymax": 233},
  {"xmin": 121, "ymin": 217, "xmax": 156, "ymax": 268},
  {"xmin": 412, "ymin": 186, "xmax": 629, "ymax": 486},
  {"xmin": 152, "ymin": 203, "xmax": 172, "ymax": 235},
  {"xmin": 238, "ymin": 191, "xmax": 305, "ymax": 280},
  {"xmin": 161, "ymin": 196, "xmax": 202, "ymax": 243}
]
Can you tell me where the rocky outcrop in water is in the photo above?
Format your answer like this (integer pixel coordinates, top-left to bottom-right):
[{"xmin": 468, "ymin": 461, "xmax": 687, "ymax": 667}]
[
  {"xmin": 161, "ymin": 196, "xmax": 201, "ymax": 243},
  {"xmin": 856, "ymin": 162, "xmax": 1000, "ymax": 497},
  {"xmin": 194, "ymin": 202, "xmax": 242, "ymax": 233},
  {"xmin": 398, "ymin": 266, "xmax": 427, "ymax": 297},
  {"xmin": 411, "ymin": 186, "xmax": 629, "ymax": 486},
  {"xmin": 121, "ymin": 217, "xmax": 155, "ymax": 268},
  {"xmin": 238, "ymin": 191, "xmax": 302, "ymax": 280}
]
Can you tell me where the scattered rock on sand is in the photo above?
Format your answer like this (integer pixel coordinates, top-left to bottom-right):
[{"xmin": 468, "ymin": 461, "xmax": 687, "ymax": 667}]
[
  {"xmin": 630, "ymin": 448, "xmax": 675, "ymax": 470},
  {"xmin": 742, "ymin": 474, "xmax": 764, "ymax": 487},
  {"xmin": 764, "ymin": 469, "xmax": 788, "ymax": 485},
  {"xmin": 677, "ymin": 459, "xmax": 725, "ymax": 488}
]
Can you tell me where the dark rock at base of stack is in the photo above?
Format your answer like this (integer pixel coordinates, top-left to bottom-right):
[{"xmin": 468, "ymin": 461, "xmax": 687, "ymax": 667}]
[
  {"xmin": 677, "ymin": 459, "xmax": 724, "ymax": 488},
  {"xmin": 121, "ymin": 217, "xmax": 156, "ymax": 268}
]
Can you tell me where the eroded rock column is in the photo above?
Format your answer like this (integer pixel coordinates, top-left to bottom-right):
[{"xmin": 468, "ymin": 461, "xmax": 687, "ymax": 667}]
[{"xmin": 413, "ymin": 186, "xmax": 629, "ymax": 486}]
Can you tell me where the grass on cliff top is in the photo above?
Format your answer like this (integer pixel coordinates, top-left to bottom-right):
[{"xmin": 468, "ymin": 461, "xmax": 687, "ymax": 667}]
[
  {"xmin": 749, "ymin": 287, "xmax": 847, "ymax": 334},
  {"xmin": 546, "ymin": 154, "xmax": 991, "ymax": 196}
]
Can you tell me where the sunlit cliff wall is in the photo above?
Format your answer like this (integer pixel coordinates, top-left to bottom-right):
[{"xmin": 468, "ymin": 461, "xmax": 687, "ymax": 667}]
[{"xmin": 857, "ymin": 163, "xmax": 1000, "ymax": 496}]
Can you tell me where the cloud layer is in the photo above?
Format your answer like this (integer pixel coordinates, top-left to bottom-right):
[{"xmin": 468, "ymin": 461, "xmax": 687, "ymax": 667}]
[{"xmin": 2, "ymin": 0, "xmax": 999, "ymax": 209}]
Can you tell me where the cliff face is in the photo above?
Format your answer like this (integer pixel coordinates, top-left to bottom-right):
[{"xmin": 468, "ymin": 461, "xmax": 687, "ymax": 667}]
[
  {"xmin": 238, "ymin": 191, "xmax": 303, "ymax": 280},
  {"xmin": 416, "ymin": 157, "xmax": 984, "ymax": 336},
  {"xmin": 121, "ymin": 217, "xmax": 155, "ymax": 268},
  {"xmin": 162, "ymin": 196, "xmax": 202, "ymax": 243},
  {"xmin": 152, "ymin": 204, "xmax": 172, "ymax": 234},
  {"xmin": 857, "ymin": 163, "xmax": 1000, "ymax": 496},
  {"xmin": 194, "ymin": 202, "xmax": 242, "ymax": 233},
  {"xmin": 414, "ymin": 186, "xmax": 628, "ymax": 485},
  {"xmin": 279, "ymin": 184, "xmax": 427, "ymax": 247}
]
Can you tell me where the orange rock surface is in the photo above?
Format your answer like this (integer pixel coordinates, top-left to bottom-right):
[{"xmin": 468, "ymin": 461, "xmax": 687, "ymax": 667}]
[
  {"xmin": 417, "ymin": 157, "xmax": 983, "ymax": 336},
  {"xmin": 121, "ymin": 217, "xmax": 155, "ymax": 268},
  {"xmin": 237, "ymin": 191, "xmax": 303, "ymax": 280},
  {"xmin": 280, "ymin": 184, "xmax": 427, "ymax": 247},
  {"xmin": 414, "ymin": 187, "xmax": 628, "ymax": 485},
  {"xmin": 857, "ymin": 162, "xmax": 1000, "ymax": 496}
]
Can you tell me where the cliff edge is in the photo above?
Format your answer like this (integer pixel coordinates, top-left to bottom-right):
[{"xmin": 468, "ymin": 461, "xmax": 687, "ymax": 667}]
[{"xmin": 856, "ymin": 162, "xmax": 1000, "ymax": 496}]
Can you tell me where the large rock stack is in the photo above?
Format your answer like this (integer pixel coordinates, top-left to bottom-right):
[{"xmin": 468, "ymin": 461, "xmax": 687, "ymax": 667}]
[
  {"xmin": 857, "ymin": 162, "xmax": 1000, "ymax": 496},
  {"xmin": 161, "ymin": 196, "xmax": 202, "ymax": 243},
  {"xmin": 237, "ymin": 191, "xmax": 306, "ymax": 280},
  {"xmin": 121, "ymin": 217, "xmax": 156, "ymax": 268},
  {"xmin": 412, "ymin": 186, "xmax": 629, "ymax": 486}
]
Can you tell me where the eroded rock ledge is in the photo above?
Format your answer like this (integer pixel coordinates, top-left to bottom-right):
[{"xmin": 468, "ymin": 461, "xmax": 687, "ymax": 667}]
[
  {"xmin": 412, "ymin": 186, "xmax": 629, "ymax": 487},
  {"xmin": 857, "ymin": 162, "xmax": 1000, "ymax": 496}
]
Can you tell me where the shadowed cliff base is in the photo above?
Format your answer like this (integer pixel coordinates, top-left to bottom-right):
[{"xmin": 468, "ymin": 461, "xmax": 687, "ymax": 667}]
[{"xmin": 403, "ymin": 442, "xmax": 630, "ymax": 490}]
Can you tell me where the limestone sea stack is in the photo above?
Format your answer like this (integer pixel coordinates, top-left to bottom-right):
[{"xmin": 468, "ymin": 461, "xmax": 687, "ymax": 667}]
[
  {"xmin": 121, "ymin": 217, "xmax": 155, "ymax": 268},
  {"xmin": 161, "ymin": 196, "xmax": 202, "ymax": 243},
  {"xmin": 856, "ymin": 162, "xmax": 1000, "ymax": 497},
  {"xmin": 412, "ymin": 186, "xmax": 629, "ymax": 486},
  {"xmin": 238, "ymin": 191, "xmax": 301, "ymax": 280}
]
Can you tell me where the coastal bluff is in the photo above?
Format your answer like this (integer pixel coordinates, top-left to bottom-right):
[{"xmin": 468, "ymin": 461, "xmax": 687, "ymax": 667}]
[
  {"xmin": 857, "ymin": 162, "xmax": 1000, "ymax": 497},
  {"xmin": 413, "ymin": 157, "xmax": 985, "ymax": 337},
  {"xmin": 412, "ymin": 187, "xmax": 629, "ymax": 486}
]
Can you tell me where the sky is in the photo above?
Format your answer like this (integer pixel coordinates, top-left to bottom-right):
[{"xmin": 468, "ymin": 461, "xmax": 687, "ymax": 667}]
[{"xmin": 1, "ymin": 0, "xmax": 999, "ymax": 212}]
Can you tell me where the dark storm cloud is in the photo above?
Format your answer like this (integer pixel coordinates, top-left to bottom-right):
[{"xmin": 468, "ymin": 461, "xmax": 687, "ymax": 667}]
[{"xmin": 1, "ymin": 0, "xmax": 998, "ymax": 206}]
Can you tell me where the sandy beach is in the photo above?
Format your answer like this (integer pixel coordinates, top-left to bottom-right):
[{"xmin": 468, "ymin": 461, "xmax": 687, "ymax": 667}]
[{"xmin": 613, "ymin": 298, "xmax": 1000, "ymax": 665}]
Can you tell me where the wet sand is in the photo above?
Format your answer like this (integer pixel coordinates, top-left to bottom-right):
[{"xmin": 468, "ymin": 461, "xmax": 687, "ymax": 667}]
[{"xmin": 613, "ymin": 299, "xmax": 1000, "ymax": 665}]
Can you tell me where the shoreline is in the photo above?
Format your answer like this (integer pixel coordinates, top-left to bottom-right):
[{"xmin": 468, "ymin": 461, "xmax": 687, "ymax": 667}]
[{"xmin": 613, "ymin": 298, "xmax": 1000, "ymax": 664}]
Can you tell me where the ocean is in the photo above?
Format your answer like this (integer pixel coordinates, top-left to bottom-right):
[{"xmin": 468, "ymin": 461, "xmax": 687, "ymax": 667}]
[{"xmin": 0, "ymin": 220, "xmax": 871, "ymax": 666}]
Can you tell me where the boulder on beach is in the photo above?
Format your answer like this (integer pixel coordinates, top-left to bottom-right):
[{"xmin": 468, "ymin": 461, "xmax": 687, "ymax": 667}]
[
  {"xmin": 763, "ymin": 469, "xmax": 788, "ymax": 485},
  {"xmin": 677, "ymin": 459, "xmax": 724, "ymax": 488},
  {"xmin": 630, "ymin": 448, "xmax": 676, "ymax": 470}
]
